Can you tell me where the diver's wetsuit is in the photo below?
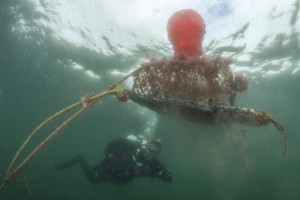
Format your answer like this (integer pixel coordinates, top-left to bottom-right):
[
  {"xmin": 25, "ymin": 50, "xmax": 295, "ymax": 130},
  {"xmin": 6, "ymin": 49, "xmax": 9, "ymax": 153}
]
[{"xmin": 56, "ymin": 138, "xmax": 173, "ymax": 184}]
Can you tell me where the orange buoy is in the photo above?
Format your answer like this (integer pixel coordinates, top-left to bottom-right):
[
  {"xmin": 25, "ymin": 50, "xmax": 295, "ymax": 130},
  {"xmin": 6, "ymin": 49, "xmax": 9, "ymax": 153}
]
[{"xmin": 167, "ymin": 9, "xmax": 206, "ymax": 58}]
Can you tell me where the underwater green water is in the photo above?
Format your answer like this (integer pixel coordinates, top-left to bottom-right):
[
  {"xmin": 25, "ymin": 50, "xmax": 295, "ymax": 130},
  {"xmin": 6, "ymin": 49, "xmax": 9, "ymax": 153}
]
[{"xmin": 1, "ymin": 1, "xmax": 300, "ymax": 200}]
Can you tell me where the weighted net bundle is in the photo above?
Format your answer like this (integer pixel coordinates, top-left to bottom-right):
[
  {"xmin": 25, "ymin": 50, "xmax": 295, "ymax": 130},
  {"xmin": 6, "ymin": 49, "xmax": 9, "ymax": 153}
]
[
  {"xmin": 128, "ymin": 56, "xmax": 287, "ymax": 154},
  {"xmin": 130, "ymin": 56, "xmax": 240, "ymax": 123}
]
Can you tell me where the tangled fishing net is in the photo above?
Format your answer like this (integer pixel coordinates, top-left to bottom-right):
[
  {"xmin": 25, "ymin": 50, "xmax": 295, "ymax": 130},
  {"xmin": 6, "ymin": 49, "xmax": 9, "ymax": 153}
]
[
  {"xmin": 128, "ymin": 54, "xmax": 287, "ymax": 151},
  {"xmin": 130, "ymin": 56, "xmax": 256, "ymax": 123}
]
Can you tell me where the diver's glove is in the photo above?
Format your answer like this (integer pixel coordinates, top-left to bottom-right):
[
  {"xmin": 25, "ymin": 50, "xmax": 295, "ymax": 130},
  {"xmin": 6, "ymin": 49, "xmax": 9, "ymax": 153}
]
[
  {"xmin": 147, "ymin": 159, "xmax": 173, "ymax": 183},
  {"xmin": 158, "ymin": 169, "xmax": 173, "ymax": 183},
  {"xmin": 160, "ymin": 171, "xmax": 173, "ymax": 183}
]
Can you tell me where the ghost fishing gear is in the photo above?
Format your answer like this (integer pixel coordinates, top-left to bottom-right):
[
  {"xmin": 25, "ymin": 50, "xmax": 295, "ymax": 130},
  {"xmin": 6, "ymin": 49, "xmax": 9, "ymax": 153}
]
[
  {"xmin": 1, "ymin": 9, "xmax": 287, "ymax": 194},
  {"xmin": 128, "ymin": 56, "xmax": 287, "ymax": 155}
]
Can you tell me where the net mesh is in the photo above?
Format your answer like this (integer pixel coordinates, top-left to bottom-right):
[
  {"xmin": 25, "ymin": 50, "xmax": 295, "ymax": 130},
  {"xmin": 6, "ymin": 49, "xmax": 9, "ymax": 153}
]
[{"xmin": 131, "ymin": 56, "xmax": 235, "ymax": 106}]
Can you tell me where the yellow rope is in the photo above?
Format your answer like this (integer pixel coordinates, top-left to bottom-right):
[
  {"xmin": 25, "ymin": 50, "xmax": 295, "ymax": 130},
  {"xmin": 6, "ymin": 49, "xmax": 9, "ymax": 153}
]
[
  {"xmin": 5, "ymin": 101, "xmax": 81, "ymax": 178},
  {"xmin": 1, "ymin": 104, "xmax": 87, "ymax": 190},
  {"xmin": 0, "ymin": 64, "xmax": 146, "ymax": 191},
  {"xmin": 0, "ymin": 87, "xmax": 121, "ymax": 191}
]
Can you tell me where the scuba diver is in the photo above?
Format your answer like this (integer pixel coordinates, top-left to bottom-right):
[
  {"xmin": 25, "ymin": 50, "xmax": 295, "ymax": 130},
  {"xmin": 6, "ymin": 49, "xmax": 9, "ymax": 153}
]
[{"xmin": 55, "ymin": 135, "xmax": 173, "ymax": 184}]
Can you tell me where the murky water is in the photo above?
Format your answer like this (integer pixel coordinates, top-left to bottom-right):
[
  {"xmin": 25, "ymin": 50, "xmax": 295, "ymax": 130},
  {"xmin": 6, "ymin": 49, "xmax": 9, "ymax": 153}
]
[{"xmin": 0, "ymin": 0, "xmax": 299, "ymax": 199}]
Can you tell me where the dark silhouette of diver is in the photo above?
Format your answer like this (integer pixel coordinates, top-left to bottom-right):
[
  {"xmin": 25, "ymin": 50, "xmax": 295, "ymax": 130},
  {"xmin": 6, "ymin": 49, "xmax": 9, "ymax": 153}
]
[{"xmin": 55, "ymin": 135, "xmax": 173, "ymax": 184}]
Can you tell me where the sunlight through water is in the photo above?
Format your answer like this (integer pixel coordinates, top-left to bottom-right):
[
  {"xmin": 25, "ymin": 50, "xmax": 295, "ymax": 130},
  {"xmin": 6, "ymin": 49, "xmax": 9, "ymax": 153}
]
[{"xmin": 12, "ymin": 0, "xmax": 300, "ymax": 78}]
